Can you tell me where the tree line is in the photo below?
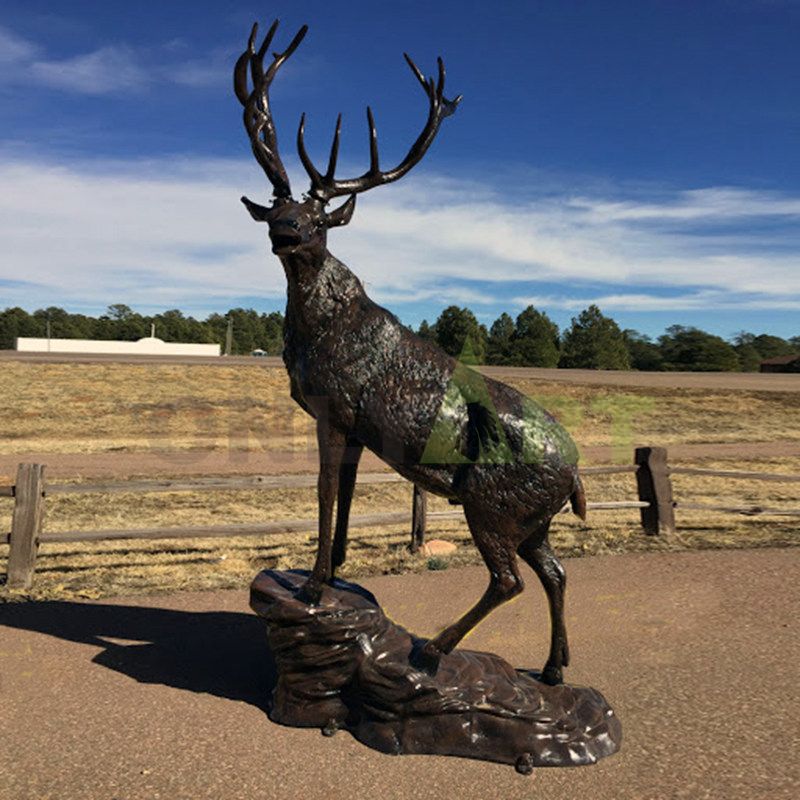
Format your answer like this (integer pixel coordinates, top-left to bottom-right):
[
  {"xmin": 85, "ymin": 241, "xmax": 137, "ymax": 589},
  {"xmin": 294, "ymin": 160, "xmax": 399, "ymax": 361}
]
[
  {"xmin": 418, "ymin": 305, "xmax": 799, "ymax": 371},
  {"xmin": 0, "ymin": 304, "xmax": 284, "ymax": 356},
  {"xmin": 2, "ymin": 303, "xmax": 798, "ymax": 370}
]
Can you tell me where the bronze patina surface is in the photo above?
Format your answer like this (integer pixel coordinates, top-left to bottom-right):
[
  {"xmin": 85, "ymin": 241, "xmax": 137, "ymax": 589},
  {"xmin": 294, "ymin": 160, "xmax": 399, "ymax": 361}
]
[
  {"xmin": 250, "ymin": 569, "xmax": 621, "ymax": 773},
  {"xmin": 236, "ymin": 17, "xmax": 588, "ymax": 687}
]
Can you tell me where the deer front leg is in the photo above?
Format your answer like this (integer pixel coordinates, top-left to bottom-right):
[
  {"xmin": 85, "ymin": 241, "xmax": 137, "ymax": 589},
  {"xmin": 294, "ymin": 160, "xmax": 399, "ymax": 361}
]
[
  {"xmin": 297, "ymin": 421, "xmax": 347, "ymax": 605},
  {"xmin": 332, "ymin": 437, "xmax": 363, "ymax": 571}
]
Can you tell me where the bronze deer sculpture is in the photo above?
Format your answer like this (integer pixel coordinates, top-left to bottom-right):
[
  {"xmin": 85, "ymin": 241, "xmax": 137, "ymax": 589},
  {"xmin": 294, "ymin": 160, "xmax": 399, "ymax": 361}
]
[{"xmin": 235, "ymin": 20, "xmax": 586, "ymax": 685}]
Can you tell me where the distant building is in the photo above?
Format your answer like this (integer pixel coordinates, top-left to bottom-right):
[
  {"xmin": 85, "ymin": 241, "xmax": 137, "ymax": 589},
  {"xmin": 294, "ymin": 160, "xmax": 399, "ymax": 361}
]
[
  {"xmin": 760, "ymin": 354, "xmax": 800, "ymax": 373},
  {"xmin": 16, "ymin": 336, "xmax": 220, "ymax": 357}
]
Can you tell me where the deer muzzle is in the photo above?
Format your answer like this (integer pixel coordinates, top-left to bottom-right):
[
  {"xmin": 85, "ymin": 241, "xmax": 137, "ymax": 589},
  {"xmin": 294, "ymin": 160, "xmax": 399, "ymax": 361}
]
[{"xmin": 269, "ymin": 227, "xmax": 303, "ymax": 253}]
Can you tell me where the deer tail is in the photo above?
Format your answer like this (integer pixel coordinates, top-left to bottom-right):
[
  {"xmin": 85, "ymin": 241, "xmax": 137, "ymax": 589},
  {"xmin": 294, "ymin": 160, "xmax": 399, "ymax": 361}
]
[{"xmin": 570, "ymin": 474, "xmax": 587, "ymax": 521}]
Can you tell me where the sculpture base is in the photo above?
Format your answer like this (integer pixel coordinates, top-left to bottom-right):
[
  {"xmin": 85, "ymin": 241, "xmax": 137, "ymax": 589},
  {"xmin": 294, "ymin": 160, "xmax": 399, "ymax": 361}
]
[{"xmin": 250, "ymin": 570, "xmax": 621, "ymax": 772}]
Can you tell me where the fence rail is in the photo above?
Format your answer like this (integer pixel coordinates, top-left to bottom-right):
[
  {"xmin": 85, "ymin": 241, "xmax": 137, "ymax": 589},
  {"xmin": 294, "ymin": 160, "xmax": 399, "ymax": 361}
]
[
  {"xmin": 669, "ymin": 467, "xmax": 800, "ymax": 483},
  {"xmin": 575, "ymin": 465, "xmax": 640, "ymax": 475},
  {"xmin": 2, "ymin": 445, "xmax": 798, "ymax": 589},
  {"xmin": 44, "ymin": 472, "xmax": 403, "ymax": 496},
  {"xmin": 26, "ymin": 511, "xmax": 465, "ymax": 545},
  {"xmin": 674, "ymin": 502, "xmax": 800, "ymax": 517}
]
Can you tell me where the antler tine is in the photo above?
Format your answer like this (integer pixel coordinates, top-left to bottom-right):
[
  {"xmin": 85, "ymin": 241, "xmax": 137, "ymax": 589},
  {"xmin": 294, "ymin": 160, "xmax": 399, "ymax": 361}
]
[
  {"xmin": 267, "ymin": 24, "xmax": 308, "ymax": 82},
  {"xmin": 256, "ymin": 21, "xmax": 278, "ymax": 59},
  {"xmin": 252, "ymin": 20, "xmax": 279, "ymax": 86},
  {"xmin": 234, "ymin": 19, "xmax": 308, "ymax": 199},
  {"xmin": 298, "ymin": 53, "xmax": 461, "ymax": 202},
  {"xmin": 404, "ymin": 53, "xmax": 428, "ymax": 92},
  {"xmin": 325, "ymin": 114, "xmax": 342, "ymax": 181},
  {"xmin": 233, "ymin": 35, "xmax": 254, "ymax": 105},
  {"xmin": 436, "ymin": 57, "xmax": 445, "ymax": 100},
  {"xmin": 366, "ymin": 107, "xmax": 379, "ymax": 174},
  {"xmin": 297, "ymin": 113, "xmax": 324, "ymax": 189}
]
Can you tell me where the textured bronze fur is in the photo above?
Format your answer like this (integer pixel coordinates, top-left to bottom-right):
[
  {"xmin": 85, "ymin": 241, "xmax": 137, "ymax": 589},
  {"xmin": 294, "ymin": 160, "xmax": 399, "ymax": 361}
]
[{"xmin": 236, "ymin": 19, "xmax": 586, "ymax": 684}]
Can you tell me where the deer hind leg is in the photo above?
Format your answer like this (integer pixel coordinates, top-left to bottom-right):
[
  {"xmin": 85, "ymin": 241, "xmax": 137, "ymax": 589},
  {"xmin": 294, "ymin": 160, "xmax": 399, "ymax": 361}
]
[
  {"xmin": 298, "ymin": 421, "xmax": 347, "ymax": 605},
  {"xmin": 417, "ymin": 511, "xmax": 524, "ymax": 671},
  {"xmin": 331, "ymin": 437, "xmax": 363, "ymax": 572},
  {"xmin": 517, "ymin": 529, "xmax": 569, "ymax": 685}
]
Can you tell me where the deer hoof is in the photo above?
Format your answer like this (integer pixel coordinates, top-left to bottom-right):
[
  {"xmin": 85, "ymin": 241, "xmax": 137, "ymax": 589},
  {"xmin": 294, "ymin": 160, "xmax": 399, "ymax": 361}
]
[
  {"xmin": 321, "ymin": 719, "xmax": 339, "ymax": 737},
  {"xmin": 515, "ymin": 753, "xmax": 535, "ymax": 775},
  {"xmin": 541, "ymin": 664, "xmax": 563, "ymax": 686},
  {"xmin": 296, "ymin": 579, "xmax": 323, "ymax": 605}
]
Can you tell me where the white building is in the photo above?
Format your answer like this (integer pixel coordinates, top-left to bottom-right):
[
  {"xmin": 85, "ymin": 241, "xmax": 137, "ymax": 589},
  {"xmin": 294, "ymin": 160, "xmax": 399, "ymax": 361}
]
[{"xmin": 16, "ymin": 335, "xmax": 221, "ymax": 357}]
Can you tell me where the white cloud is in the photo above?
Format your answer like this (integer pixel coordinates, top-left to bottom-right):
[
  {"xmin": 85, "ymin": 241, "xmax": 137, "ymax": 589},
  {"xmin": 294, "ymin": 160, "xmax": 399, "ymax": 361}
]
[
  {"xmin": 0, "ymin": 25, "xmax": 38, "ymax": 64},
  {"xmin": 30, "ymin": 46, "xmax": 149, "ymax": 95},
  {"xmin": 0, "ymin": 157, "xmax": 282, "ymax": 310},
  {"xmin": 0, "ymin": 24, "xmax": 233, "ymax": 95},
  {"xmin": 0, "ymin": 154, "xmax": 798, "ymax": 317},
  {"xmin": 511, "ymin": 291, "xmax": 800, "ymax": 313},
  {"xmin": 337, "ymin": 180, "xmax": 800, "ymax": 298},
  {"xmin": 168, "ymin": 60, "xmax": 225, "ymax": 89},
  {"xmin": 571, "ymin": 187, "xmax": 800, "ymax": 223}
]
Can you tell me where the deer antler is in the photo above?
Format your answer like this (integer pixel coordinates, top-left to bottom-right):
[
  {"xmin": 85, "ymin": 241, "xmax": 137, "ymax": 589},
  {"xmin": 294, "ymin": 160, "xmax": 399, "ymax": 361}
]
[
  {"xmin": 234, "ymin": 20, "xmax": 307, "ymax": 199},
  {"xmin": 297, "ymin": 54, "xmax": 462, "ymax": 203}
]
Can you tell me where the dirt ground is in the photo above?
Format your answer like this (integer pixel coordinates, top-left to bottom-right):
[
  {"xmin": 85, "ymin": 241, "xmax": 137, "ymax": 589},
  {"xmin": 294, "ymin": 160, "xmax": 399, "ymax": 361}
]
[
  {"xmin": 3, "ymin": 358, "xmax": 800, "ymax": 470},
  {"xmin": 1, "ymin": 359, "xmax": 797, "ymax": 601},
  {"xmin": 1, "ymin": 548, "xmax": 797, "ymax": 800},
  {"xmin": 3, "ymin": 349, "xmax": 800, "ymax": 391},
  {"xmin": 2, "ymin": 441, "xmax": 800, "ymax": 481}
]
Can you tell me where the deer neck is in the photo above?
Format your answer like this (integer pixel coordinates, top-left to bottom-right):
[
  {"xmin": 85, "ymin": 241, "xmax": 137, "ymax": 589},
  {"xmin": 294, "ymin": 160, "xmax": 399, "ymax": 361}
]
[{"xmin": 279, "ymin": 249, "xmax": 365, "ymax": 334}]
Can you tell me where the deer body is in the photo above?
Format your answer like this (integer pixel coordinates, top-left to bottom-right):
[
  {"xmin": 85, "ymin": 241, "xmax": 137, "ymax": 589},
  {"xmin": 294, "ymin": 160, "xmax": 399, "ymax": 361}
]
[
  {"xmin": 237, "ymin": 20, "xmax": 584, "ymax": 684},
  {"xmin": 282, "ymin": 251, "xmax": 578, "ymax": 506}
]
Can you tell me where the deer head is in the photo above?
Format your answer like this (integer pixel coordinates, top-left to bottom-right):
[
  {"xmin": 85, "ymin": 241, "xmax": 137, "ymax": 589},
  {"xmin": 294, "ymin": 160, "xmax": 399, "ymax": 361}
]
[{"xmin": 234, "ymin": 20, "xmax": 461, "ymax": 259}]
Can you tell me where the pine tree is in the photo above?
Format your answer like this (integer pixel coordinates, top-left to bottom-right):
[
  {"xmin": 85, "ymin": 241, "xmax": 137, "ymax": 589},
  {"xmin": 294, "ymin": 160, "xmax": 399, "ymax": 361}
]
[
  {"xmin": 508, "ymin": 306, "xmax": 560, "ymax": 367},
  {"xmin": 417, "ymin": 319, "xmax": 436, "ymax": 343},
  {"xmin": 751, "ymin": 334, "xmax": 794, "ymax": 360},
  {"xmin": 433, "ymin": 306, "xmax": 487, "ymax": 364},
  {"xmin": 659, "ymin": 326, "xmax": 740, "ymax": 371},
  {"xmin": 486, "ymin": 313, "xmax": 514, "ymax": 365},
  {"xmin": 559, "ymin": 305, "xmax": 630, "ymax": 370},
  {"xmin": 623, "ymin": 329, "xmax": 664, "ymax": 371}
]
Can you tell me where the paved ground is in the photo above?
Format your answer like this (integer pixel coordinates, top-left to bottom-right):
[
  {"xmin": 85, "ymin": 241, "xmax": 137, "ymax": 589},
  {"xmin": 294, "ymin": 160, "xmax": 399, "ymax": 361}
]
[
  {"xmin": 1, "ymin": 548, "xmax": 797, "ymax": 800},
  {"xmin": 4, "ymin": 350, "xmax": 799, "ymax": 392}
]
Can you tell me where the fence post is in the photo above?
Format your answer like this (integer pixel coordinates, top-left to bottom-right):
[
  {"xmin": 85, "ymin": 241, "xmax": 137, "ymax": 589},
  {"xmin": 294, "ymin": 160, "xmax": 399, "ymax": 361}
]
[
  {"xmin": 410, "ymin": 485, "xmax": 427, "ymax": 552},
  {"xmin": 7, "ymin": 463, "xmax": 46, "ymax": 589},
  {"xmin": 635, "ymin": 447, "xmax": 675, "ymax": 535}
]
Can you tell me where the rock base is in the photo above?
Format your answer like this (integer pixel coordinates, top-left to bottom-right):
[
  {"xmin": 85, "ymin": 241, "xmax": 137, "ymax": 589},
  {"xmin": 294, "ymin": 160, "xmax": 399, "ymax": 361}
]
[{"xmin": 250, "ymin": 569, "xmax": 622, "ymax": 772}]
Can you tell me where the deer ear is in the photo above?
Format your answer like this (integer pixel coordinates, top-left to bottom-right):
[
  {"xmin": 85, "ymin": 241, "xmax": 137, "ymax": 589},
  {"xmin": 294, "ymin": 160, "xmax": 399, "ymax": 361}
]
[
  {"xmin": 241, "ymin": 195, "xmax": 272, "ymax": 222},
  {"xmin": 326, "ymin": 194, "xmax": 356, "ymax": 228}
]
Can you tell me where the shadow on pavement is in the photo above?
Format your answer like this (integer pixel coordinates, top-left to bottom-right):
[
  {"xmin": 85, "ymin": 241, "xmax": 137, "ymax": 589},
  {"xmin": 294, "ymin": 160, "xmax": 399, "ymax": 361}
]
[{"xmin": 0, "ymin": 601, "xmax": 276, "ymax": 711}]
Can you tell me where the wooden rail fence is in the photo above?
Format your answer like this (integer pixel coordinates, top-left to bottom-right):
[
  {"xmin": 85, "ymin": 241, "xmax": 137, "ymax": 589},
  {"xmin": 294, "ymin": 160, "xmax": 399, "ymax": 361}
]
[{"xmin": 2, "ymin": 446, "xmax": 798, "ymax": 589}]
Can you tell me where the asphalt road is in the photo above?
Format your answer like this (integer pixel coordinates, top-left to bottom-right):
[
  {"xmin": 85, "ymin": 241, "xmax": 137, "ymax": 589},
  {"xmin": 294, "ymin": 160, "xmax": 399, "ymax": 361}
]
[
  {"xmin": 3, "ymin": 350, "xmax": 799, "ymax": 392},
  {"xmin": 1, "ymin": 548, "xmax": 797, "ymax": 800}
]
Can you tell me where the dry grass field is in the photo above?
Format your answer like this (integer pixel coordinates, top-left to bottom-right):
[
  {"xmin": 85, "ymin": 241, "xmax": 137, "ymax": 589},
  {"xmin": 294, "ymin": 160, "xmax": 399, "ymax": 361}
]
[
  {"xmin": 1, "ymin": 360, "xmax": 798, "ymax": 600},
  {"xmin": 4, "ymin": 361, "xmax": 800, "ymax": 458}
]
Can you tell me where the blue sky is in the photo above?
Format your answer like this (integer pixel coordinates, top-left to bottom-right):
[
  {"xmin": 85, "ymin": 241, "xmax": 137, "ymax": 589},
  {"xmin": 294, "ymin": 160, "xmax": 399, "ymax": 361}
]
[{"xmin": 1, "ymin": 0, "xmax": 799, "ymax": 340}]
